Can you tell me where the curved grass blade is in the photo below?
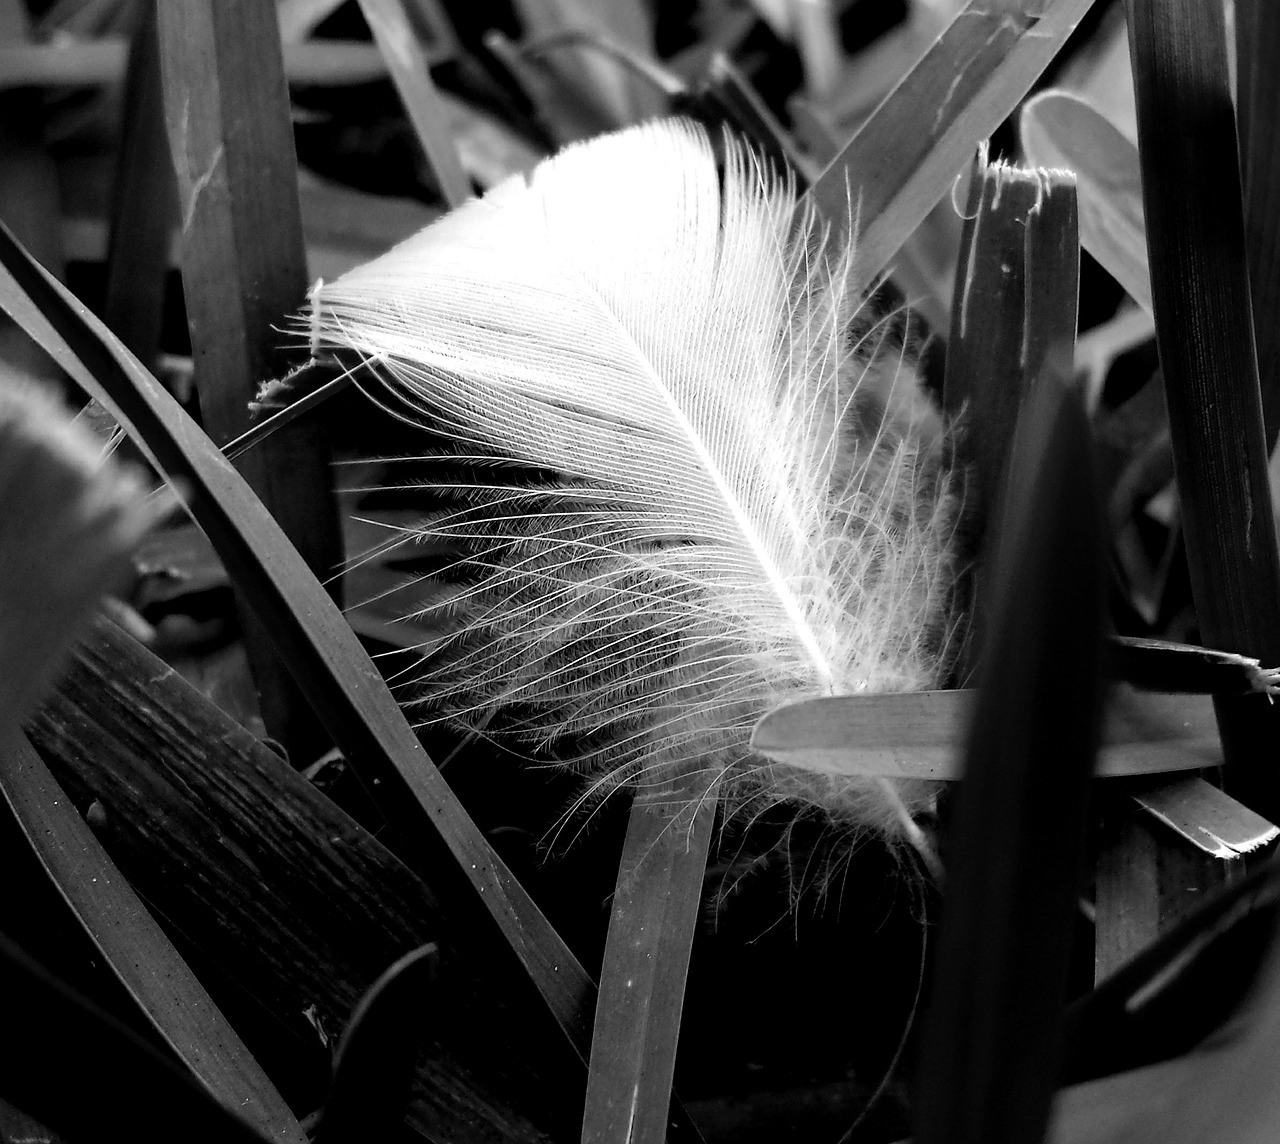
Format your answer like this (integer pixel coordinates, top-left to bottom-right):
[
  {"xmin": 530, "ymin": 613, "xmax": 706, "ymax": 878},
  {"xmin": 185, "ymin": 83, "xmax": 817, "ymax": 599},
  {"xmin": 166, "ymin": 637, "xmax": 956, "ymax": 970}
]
[
  {"xmin": 913, "ymin": 379, "xmax": 1108, "ymax": 1144},
  {"xmin": 0, "ymin": 929, "xmax": 275, "ymax": 1144},
  {"xmin": 806, "ymin": 0, "xmax": 1100, "ymax": 297},
  {"xmin": 317, "ymin": 944, "xmax": 439, "ymax": 1144},
  {"xmin": 1020, "ymin": 89, "xmax": 1151, "ymax": 312},
  {"xmin": 0, "ymin": 223, "xmax": 601, "ymax": 1067},
  {"xmin": 0, "ymin": 729, "xmax": 307, "ymax": 1143}
]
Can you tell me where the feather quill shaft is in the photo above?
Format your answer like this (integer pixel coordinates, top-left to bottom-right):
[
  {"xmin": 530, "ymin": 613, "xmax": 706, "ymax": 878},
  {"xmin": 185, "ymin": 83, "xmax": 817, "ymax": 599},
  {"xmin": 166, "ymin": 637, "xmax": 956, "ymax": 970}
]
[{"xmin": 307, "ymin": 119, "xmax": 964, "ymax": 863}]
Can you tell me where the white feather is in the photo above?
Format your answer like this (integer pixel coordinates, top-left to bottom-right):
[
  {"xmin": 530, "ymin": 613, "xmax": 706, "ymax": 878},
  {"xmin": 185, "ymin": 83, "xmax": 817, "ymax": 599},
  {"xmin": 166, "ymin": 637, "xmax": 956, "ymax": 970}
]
[{"xmin": 307, "ymin": 120, "xmax": 964, "ymax": 867}]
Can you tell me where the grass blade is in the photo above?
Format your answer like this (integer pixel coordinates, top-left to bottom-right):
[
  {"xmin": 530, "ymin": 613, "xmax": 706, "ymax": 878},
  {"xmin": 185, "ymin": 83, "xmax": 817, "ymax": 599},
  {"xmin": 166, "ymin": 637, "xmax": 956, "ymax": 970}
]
[
  {"xmin": 580, "ymin": 766, "xmax": 716, "ymax": 1144},
  {"xmin": 1128, "ymin": 777, "xmax": 1277, "ymax": 859},
  {"xmin": 805, "ymin": 0, "xmax": 1099, "ymax": 297},
  {"xmin": 355, "ymin": 0, "xmax": 471, "ymax": 208},
  {"xmin": 912, "ymin": 379, "xmax": 1108, "ymax": 1144},
  {"xmin": 0, "ymin": 38, "xmax": 402, "ymax": 89},
  {"xmin": 317, "ymin": 944, "xmax": 439, "ymax": 1144},
  {"xmin": 102, "ymin": 0, "xmax": 174, "ymax": 369},
  {"xmin": 942, "ymin": 149, "xmax": 1079, "ymax": 686},
  {"xmin": 751, "ymin": 685, "xmax": 1227, "ymax": 781},
  {"xmin": 0, "ymin": 729, "xmax": 307, "ymax": 1143},
  {"xmin": 1065, "ymin": 851, "xmax": 1280, "ymax": 1082},
  {"xmin": 0, "ymin": 221, "xmax": 707, "ymax": 1144},
  {"xmin": 1236, "ymin": 0, "xmax": 1280, "ymax": 447},
  {"xmin": 1020, "ymin": 89, "xmax": 1151, "ymax": 312},
  {"xmin": 0, "ymin": 379, "xmax": 154, "ymax": 735},
  {"xmin": 0, "ymin": 224, "xmax": 599, "ymax": 1068},
  {"xmin": 156, "ymin": 0, "xmax": 346, "ymax": 758},
  {"xmin": 1126, "ymin": 0, "xmax": 1280, "ymax": 813},
  {"xmin": 0, "ymin": 1, "xmax": 63, "ymax": 382},
  {"xmin": 1049, "ymin": 903, "xmax": 1280, "ymax": 1142},
  {"xmin": 0, "ymin": 930, "xmax": 275, "ymax": 1144},
  {"xmin": 27, "ymin": 616, "xmax": 557, "ymax": 1141},
  {"xmin": 943, "ymin": 153, "xmax": 1080, "ymax": 541},
  {"xmin": 1106, "ymin": 636, "xmax": 1280, "ymax": 695}
]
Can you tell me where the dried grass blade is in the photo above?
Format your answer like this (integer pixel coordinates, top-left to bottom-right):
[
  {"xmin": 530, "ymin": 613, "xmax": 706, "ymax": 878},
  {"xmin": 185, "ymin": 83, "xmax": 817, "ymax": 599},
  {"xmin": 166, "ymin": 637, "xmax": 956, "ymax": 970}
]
[
  {"xmin": 806, "ymin": 0, "xmax": 1099, "ymax": 297},
  {"xmin": 0, "ymin": 729, "xmax": 307, "ymax": 1143},
  {"xmin": 581, "ymin": 767, "xmax": 716, "ymax": 1144},
  {"xmin": 913, "ymin": 380, "xmax": 1108, "ymax": 1144}
]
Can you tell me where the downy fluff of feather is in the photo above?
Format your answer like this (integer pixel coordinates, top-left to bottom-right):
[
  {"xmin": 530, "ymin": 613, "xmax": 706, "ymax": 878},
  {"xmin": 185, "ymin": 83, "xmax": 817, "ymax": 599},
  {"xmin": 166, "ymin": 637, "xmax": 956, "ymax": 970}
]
[{"xmin": 307, "ymin": 119, "xmax": 964, "ymax": 867}]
